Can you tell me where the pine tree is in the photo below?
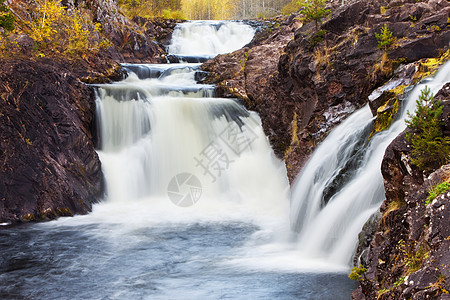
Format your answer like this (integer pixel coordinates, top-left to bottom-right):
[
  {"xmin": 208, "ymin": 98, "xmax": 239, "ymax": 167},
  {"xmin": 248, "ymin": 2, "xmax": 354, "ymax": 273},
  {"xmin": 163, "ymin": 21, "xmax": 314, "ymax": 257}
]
[
  {"xmin": 375, "ymin": 24, "xmax": 395, "ymax": 51},
  {"xmin": 405, "ymin": 86, "xmax": 450, "ymax": 173},
  {"xmin": 298, "ymin": 0, "xmax": 330, "ymax": 33}
]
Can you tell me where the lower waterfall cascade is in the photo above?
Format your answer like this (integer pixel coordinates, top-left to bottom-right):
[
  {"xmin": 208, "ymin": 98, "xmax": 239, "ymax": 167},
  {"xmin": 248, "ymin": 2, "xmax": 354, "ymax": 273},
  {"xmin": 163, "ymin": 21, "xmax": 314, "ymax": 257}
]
[
  {"xmin": 94, "ymin": 63, "xmax": 291, "ymax": 226},
  {"xmin": 291, "ymin": 60, "xmax": 450, "ymax": 265},
  {"xmin": 4, "ymin": 20, "xmax": 450, "ymax": 299},
  {"xmin": 93, "ymin": 20, "xmax": 290, "ymax": 227}
]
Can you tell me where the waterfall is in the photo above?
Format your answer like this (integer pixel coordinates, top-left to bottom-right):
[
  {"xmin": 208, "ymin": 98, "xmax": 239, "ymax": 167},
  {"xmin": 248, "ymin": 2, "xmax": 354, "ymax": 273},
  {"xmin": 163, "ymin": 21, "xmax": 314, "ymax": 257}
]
[
  {"xmin": 166, "ymin": 21, "xmax": 255, "ymax": 62},
  {"xmin": 291, "ymin": 61, "xmax": 450, "ymax": 265},
  {"xmin": 94, "ymin": 21, "xmax": 289, "ymax": 226},
  {"xmin": 94, "ymin": 21, "xmax": 450, "ymax": 269}
]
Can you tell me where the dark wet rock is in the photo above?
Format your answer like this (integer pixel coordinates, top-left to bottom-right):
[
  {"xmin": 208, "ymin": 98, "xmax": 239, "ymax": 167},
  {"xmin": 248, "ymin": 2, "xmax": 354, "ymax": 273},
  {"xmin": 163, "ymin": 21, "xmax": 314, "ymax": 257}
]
[
  {"xmin": 0, "ymin": 57, "xmax": 119, "ymax": 223},
  {"xmin": 435, "ymin": 82, "xmax": 450, "ymax": 137},
  {"xmin": 368, "ymin": 62, "xmax": 418, "ymax": 116},
  {"xmin": 369, "ymin": 90, "xmax": 397, "ymax": 117},
  {"xmin": 133, "ymin": 16, "xmax": 182, "ymax": 47},
  {"xmin": 353, "ymin": 210, "xmax": 382, "ymax": 267},
  {"xmin": 353, "ymin": 85, "xmax": 450, "ymax": 299},
  {"xmin": 166, "ymin": 54, "xmax": 210, "ymax": 63},
  {"xmin": 391, "ymin": 31, "xmax": 450, "ymax": 63}
]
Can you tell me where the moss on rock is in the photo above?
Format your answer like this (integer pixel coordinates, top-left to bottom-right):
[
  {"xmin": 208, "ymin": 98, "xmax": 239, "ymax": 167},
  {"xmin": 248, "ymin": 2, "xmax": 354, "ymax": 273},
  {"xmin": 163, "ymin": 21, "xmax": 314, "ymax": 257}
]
[
  {"xmin": 412, "ymin": 48, "xmax": 450, "ymax": 84},
  {"xmin": 369, "ymin": 91, "xmax": 400, "ymax": 139}
]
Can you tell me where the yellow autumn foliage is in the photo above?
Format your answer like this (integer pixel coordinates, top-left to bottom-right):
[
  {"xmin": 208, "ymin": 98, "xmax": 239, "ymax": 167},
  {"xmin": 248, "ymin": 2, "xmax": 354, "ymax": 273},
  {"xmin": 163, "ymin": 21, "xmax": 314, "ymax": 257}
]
[
  {"xmin": 118, "ymin": 0, "xmax": 185, "ymax": 19},
  {"xmin": 25, "ymin": 0, "xmax": 107, "ymax": 56},
  {"xmin": 118, "ymin": 0, "xmax": 293, "ymax": 20},
  {"xmin": 181, "ymin": 0, "xmax": 234, "ymax": 19}
]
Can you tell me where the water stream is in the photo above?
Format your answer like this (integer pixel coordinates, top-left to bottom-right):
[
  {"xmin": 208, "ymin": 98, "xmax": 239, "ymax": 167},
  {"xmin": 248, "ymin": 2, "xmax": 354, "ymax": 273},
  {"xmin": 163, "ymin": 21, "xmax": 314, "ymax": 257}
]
[{"xmin": 291, "ymin": 61, "xmax": 450, "ymax": 265}]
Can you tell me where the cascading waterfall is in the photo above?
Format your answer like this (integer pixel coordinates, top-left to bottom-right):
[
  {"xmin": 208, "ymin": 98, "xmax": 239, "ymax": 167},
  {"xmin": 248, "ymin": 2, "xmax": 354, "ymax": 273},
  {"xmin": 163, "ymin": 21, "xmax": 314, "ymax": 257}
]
[
  {"xmin": 0, "ymin": 21, "xmax": 374, "ymax": 300},
  {"xmin": 291, "ymin": 61, "xmax": 450, "ymax": 265},
  {"xmin": 168, "ymin": 21, "xmax": 255, "ymax": 57},
  {"xmin": 94, "ymin": 21, "xmax": 289, "ymax": 225}
]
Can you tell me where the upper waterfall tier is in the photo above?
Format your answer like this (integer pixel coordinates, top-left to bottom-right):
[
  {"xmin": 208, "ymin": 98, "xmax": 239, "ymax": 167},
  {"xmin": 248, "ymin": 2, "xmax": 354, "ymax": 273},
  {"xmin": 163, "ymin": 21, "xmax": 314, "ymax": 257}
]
[{"xmin": 167, "ymin": 21, "xmax": 255, "ymax": 58}]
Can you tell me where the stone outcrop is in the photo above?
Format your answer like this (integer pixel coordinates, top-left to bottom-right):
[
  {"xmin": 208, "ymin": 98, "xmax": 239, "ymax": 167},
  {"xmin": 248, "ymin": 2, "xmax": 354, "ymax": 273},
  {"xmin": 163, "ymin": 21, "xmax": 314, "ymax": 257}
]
[
  {"xmin": 352, "ymin": 84, "xmax": 450, "ymax": 299},
  {"xmin": 202, "ymin": 0, "xmax": 450, "ymax": 181},
  {"xmin": 9, "ymin": 0, "xmax": 174, "ymax": 63},
  {"xmin": 75, "ymin": 0, "xmax": 168, "ymax": 63},
  {"xmin": 133, "ymin": 16, "xmax": 182, "ymax": 47},
  {"xmin": 0, "ymin": 57, "xmax": 121, "ymax": 223}
]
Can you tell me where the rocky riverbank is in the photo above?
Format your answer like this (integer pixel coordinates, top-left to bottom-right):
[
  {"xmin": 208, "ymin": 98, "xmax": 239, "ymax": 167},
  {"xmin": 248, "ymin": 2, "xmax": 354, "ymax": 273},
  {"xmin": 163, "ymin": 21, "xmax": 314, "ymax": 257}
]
[
  {"xmin": 0, "ymin": 57, "xmax": 114, "ymax": 223},
  {"xmin": 352, "ymin": 84, "xmax": 450, "ymax": 299}
]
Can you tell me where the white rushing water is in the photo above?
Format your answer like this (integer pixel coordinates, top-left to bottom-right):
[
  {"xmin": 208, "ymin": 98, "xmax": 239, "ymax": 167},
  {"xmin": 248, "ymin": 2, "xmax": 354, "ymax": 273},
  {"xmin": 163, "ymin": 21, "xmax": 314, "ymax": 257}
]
[
  {"xmin": 94, "ymin": 66, "xmax": 290, "ymax": 226},
  {"xmin": 291, "ymin": 61, "xmax": 450, "ymax": 265},
  {"xmin": 92, "ymin": 21, "xmax": 306, "ymax": 271},
  {"xmin": 168, "ymin": 21, "xmax": 255, "ymax": 57},
  {"xmin": 93, "ymin": 21, "xmax": 287, "ymax": 226}
]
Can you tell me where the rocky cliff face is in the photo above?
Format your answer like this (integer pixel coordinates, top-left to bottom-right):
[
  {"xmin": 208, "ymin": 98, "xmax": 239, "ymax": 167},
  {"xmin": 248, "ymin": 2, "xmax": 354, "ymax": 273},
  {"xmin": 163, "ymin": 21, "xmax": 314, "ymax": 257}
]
[
  {"xmin": 74, "ymin": 0, "xmax": 169, "ymax": 63},
  {"xmin": 352, "ymin": 84, "xmax": 450, "ymax": 299},
  {"xmin": 202, "ymin": 0, "xmax": 450, "ymax": 181},
  {"xmin": 9, "ymin": 0, "xmax": 176, "ymax": 63}
]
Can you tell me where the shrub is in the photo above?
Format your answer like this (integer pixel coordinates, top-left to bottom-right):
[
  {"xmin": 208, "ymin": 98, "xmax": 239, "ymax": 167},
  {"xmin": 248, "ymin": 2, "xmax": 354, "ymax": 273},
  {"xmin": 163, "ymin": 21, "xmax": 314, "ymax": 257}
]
[
  {"xmin": 162, "ymin": 8, "xmax": 185, "ymax": 19},
  {"xmin": 349, "ymin": 264, "xmax": 367, "ymax": 281},
  {"xmin": 26, "ymin": 0, "xmax": 106, "ymax": 56},
  {"xmin": 0, "ymin": 0, "xmax": 14, "ymax": 31},
  {"xmin": 0, "ymin": 35, "xmax": 23, "ymax": 57},
  {"xmin": 119, "ymin": 0, "xmax": 184, "ymax": 19},
  {"xmin": 310, "ymin": 29, "xmax": 326, "ymax": 47},
  {"xmin": 298, "ymin": 0, "xmax": 330, "ymax": 33},
  {"xmin": 405, "ymin": 86, "xmax": 450, "ymax": 172},
  {"xmin": 375, "ymin": 24, "xmax": 395, "ymax": 51},
  {"xmin": 281, "ymin": 0, "xmax": 302, "ymax": 15}
]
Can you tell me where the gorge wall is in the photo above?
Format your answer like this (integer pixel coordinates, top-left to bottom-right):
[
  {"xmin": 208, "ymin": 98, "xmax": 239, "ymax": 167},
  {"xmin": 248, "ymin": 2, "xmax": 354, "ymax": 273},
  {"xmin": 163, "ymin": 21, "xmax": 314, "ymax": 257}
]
[
  {"xmin": 0, "ymin": 58, "xmax": 107, "ymax": 222},
  {"xmin": 353, "ymin": 85, "xmax": 450, "ymax": 299}
]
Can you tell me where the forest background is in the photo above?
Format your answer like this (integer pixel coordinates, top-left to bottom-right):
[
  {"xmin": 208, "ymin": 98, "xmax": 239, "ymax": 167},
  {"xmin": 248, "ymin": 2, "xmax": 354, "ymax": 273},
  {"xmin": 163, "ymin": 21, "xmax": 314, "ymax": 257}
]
[{"xmin": 118, "ymin": 0, "xmax": 302, "ymax": 20}]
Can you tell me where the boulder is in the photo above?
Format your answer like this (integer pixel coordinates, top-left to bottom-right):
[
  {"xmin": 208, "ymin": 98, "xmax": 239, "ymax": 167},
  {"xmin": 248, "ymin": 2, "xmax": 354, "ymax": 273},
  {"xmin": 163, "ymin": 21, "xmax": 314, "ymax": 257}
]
[{"xmin": 0, "ymin": 58, "xmax": 108, "ymax": 223}]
